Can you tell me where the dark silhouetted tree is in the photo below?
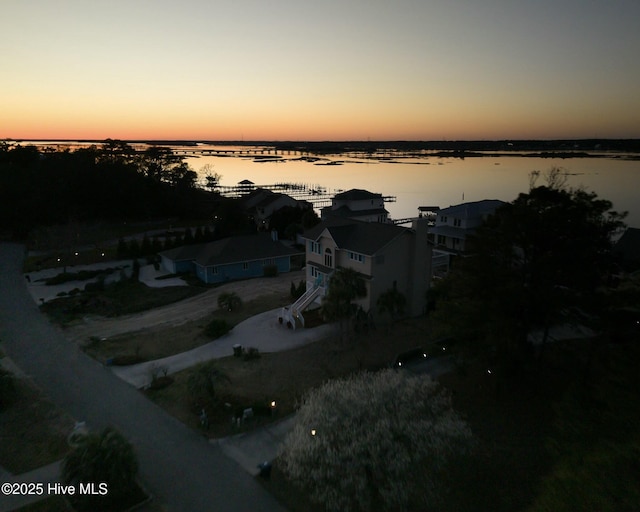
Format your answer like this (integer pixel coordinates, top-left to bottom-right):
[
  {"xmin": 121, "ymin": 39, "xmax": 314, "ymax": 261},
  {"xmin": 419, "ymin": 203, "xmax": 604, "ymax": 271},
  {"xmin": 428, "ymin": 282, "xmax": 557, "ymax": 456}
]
[{"xmin": 433, "ymin": 169, "xmax": 626, "ymax": 370}]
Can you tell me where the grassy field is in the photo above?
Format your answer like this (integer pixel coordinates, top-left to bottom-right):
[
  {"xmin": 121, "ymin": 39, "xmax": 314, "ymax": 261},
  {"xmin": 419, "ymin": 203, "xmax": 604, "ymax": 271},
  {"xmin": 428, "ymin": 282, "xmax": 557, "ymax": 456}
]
[{"xmin": 0, "ymin": 375, "xmax": 74, "ymax": 474}]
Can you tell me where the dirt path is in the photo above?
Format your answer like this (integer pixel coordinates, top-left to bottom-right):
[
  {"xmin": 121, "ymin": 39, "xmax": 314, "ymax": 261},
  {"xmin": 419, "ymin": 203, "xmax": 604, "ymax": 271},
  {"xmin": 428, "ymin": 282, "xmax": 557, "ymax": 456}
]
[{"xmin": 65, "ymin": 270, "xmax": 305, "ymax": 344}]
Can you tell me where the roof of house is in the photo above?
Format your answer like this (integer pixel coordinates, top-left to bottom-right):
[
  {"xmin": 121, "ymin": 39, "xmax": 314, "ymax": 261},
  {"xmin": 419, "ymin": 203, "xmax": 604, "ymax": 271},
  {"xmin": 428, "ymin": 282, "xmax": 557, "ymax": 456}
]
[
  {"xmin": 160, "ymin": 233, "xmax": 302, "ymax": 267},
  {"xmin": 439, "ymin": 199, "xmax": 506, "ymax": 218},
  {"xmin": 303, "ymin": 217, "xmax": 409, "ymax": 255},
  {"xmin": 159, "ymin": 243, "xmax": 206, "ymax": 262},
  {"xmin": 333, "ymin": 188, "xmax": 383, "ymax": 201},
  {"xmin": 321, "ymin": 204, "xmax": 389, "ymax": 219}
]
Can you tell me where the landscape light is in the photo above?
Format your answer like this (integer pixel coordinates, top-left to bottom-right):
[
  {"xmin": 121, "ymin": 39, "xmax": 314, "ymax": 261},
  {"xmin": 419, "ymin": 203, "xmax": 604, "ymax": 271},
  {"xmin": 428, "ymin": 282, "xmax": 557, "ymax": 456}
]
[
  {"xmin": 311, "ymin": 429, "xmax": 317, "ymax": 436},
  {"xmin": 487, "ymin": 369, "xmax": 492, "ymax": 375},
  {"xmin": 270, "ymin": 400, "xmax": 276, "ymax": 408}
]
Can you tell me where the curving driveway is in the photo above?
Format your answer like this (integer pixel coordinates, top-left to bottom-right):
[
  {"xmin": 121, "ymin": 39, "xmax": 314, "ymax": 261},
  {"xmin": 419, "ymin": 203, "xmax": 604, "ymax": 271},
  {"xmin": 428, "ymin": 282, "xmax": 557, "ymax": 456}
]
[{"xmin": 0, "ymin": 243, "xmax": 286, "ymax": 512}]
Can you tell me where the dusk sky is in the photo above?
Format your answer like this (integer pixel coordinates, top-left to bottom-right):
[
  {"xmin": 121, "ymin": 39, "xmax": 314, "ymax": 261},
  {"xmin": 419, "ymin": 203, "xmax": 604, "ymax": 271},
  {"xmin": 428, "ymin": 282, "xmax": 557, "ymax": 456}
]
[{"xmin": 2, "ymin": 0, "xmax": 639, "ymax": 141}]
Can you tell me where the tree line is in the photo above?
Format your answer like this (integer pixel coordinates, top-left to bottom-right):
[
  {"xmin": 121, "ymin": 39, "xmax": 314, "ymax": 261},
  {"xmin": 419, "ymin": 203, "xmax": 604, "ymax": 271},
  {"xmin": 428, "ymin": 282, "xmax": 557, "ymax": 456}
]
[{"xmin": 0, "ymin": 140, "xmax": 216, "ymax": 239}]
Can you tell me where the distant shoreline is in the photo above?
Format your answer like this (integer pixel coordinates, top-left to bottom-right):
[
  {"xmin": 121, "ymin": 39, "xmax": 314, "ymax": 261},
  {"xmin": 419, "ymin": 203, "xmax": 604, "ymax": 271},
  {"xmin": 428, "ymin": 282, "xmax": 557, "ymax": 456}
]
[{"xmin": 4, "ymin": 138, "xmax": 640, "ymax": 157}]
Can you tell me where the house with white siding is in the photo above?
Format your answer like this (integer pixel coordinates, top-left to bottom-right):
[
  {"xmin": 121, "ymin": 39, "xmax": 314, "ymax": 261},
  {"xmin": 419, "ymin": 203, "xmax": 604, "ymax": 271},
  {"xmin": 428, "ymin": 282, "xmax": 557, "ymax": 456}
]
[{"xmin": 287, "ymin": 216, "xmax": 431, "ymax": 326}]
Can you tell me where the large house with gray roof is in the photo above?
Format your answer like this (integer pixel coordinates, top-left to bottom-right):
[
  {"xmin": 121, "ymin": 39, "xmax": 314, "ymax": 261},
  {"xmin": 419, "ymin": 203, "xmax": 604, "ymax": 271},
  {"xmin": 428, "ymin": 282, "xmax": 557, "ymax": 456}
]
[
  {"xmin": 159, "ymin": 232, "xmax": 302, "ymax": 284},
  {"xmin": 288, "ymin": 216, "xmax": 431, "ymax": 325}
]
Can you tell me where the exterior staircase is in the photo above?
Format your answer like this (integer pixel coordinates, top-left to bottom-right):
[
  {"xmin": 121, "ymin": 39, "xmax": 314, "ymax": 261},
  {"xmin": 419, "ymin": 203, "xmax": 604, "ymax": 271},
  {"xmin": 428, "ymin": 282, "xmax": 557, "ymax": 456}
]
[{"xmin": 281, "ymin": 284, "xmax": 324, "ymax": 329}]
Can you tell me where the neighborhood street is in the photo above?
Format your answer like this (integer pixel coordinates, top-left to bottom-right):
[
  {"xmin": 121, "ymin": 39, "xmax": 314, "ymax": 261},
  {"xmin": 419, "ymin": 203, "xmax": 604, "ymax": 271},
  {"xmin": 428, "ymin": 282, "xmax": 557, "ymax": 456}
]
[{"xmin": 0, "ymin": 243, "xmax": 286, "ymax": 512}]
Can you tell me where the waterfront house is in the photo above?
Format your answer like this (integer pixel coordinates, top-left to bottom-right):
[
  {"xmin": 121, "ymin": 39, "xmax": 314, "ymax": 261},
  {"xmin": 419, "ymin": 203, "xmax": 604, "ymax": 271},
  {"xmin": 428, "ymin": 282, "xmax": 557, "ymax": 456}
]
[
  {"xmin": 287, "ymin": 216, "xmax": 431, "ymax": 326},
  {"xmin": 429, "ymin": 199, "xmax": 505, "ymax": 275},
  {"xmin": 321, "ymin": 188, "xmax": 390, "ymax": 223},
  {"xmin": 241, "ymin": 188, "xmax": 312, "ymax": 229},
  {"xmin": 159, "ymin": 232, "xmax": 302, "ymax": 284}
]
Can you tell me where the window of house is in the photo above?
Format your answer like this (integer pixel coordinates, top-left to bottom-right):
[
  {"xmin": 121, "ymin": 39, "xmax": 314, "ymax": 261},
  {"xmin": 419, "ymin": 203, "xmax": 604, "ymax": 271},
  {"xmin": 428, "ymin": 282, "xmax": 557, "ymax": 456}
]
[
  {"xmin": 211, "ymin": 266, "xmax": 218, "ymax": 275},
  {"xmin": 311, "ymin": 266, "xmax": 319, "ymax": 278},
  {"xmin": 453, "ymin": 238, "xmax": 460, "ymax": 246},
  {"xmin": 324, "ymin": 248, "xmax": 333, "ymax": 267},
  {"xmin": 437, "ymin": 235, "xmax": 446, "ymax": 245},
  {"xmin": 243, "ymin": 262, "xmax": 249, "ymax": 271},
  {"xmin": 454, "ymin": 218, "xmax": 461, "ymax": 227},
  {"xmin": 348, "ymin": 251, "xmax": 365, "ymax": 263},
  {"xmin": 310, "ymin": 241, "xmax": 321, "ymax": 254}
]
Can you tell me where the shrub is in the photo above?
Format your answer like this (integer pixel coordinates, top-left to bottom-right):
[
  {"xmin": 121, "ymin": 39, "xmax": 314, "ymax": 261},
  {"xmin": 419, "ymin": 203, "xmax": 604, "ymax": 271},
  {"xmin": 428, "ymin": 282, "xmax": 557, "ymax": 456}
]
[
  {"xmin": 243, "ymin": 347, "xmax": 260, "ymax": 361},
  {"xmin": 62, "ymin": 427, "xmax": 139, "ymax": 511},
  {"xmin": 217, "ymin": 292, "xmax": 241, "ymax": 311},
  {"xmin": 205, "ymin": 318, "xmax": 232, "ymax": 339}
]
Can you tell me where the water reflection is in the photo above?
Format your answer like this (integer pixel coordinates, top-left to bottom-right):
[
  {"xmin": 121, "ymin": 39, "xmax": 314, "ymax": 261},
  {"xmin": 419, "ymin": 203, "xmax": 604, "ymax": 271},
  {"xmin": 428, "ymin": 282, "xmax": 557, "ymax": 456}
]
[{"xmin": 185, "ymin": 152, "xmax": 640, "ymax": 227}]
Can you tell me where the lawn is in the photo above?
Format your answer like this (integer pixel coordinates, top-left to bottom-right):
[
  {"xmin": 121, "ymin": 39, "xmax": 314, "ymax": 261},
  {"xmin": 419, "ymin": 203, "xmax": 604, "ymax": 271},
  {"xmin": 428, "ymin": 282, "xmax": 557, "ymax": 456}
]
[
  {"xmin": 0, "ymin": 375, "xmax": 74, "ymax": 474},
  {"xmin": 145, "ymin": 316, "xmax": 436, "ymax": 438}
]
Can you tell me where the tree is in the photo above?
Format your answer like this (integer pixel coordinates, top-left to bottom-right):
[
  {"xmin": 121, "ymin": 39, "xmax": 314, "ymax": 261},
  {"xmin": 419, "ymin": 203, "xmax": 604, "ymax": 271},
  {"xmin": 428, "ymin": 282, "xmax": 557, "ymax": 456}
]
[
  {"xmin": 376, "ymin": 283, "xmax": 407, "ymax": 330},
  {"xmin": 138, "ymin": 145, "xmax": 182, "ymax": 182},
  {"xmin": 62, "ymin": 426, "xmax": 138, "ymax": 511},
  {"xmin": 187, "ymin": 362, "xmax": 230, "ymax": 407},
  {"xmin": 278, "ymin": 370, "xmax": 473, "ymax": 512},
  {"xmin": 201, "ymin": 163, "xmax": 222, "ymax": 192},
  {"xmin": 433, "ymin": 169, "xmax": 627, "ymax": 368},
  {"xmin": 321, "ymin": 267, "xmax": 367, "ymax": 342}
]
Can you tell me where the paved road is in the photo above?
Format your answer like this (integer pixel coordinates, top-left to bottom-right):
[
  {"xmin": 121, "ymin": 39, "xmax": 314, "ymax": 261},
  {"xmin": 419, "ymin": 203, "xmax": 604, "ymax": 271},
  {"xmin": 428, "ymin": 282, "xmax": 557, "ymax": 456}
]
[{"xmin": 0, "ymin": 243, "xmax": 286, "ymax": 512}]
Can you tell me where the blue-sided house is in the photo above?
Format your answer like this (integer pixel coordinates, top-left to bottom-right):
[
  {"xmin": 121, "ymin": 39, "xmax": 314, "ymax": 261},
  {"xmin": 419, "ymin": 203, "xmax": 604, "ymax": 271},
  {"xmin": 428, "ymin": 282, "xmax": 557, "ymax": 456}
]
[{"xmin": 159, "ymin": 232, "xmax": 302, "ymax": 284}]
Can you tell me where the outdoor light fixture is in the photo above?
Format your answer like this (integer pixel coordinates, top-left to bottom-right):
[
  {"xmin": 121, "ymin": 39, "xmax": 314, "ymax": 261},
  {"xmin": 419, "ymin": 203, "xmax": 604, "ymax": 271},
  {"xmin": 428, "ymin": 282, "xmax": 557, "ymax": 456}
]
[
  {"xmin": 311, "ymin": 429, "xmax": 317, "ymax": 436},
  {"xmin": 270, "ymin": 401, "xmax": 276, "ymax": 408}
]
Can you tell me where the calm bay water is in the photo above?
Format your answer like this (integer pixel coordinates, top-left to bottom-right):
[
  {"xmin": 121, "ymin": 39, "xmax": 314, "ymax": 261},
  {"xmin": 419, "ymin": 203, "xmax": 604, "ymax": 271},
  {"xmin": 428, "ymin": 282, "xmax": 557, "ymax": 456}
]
[{"xmin": 185, "ymin": 150, "xmax": 640, "ymax": 228}]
